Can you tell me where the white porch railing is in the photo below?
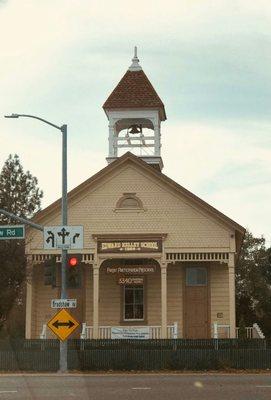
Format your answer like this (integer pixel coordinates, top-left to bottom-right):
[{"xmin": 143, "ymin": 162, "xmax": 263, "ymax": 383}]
[
  {"xmin": 252, "ymin": 323, "xmax": 265, "ymax": 339},
  {"xmin": 40, "ymin": 321, "xmax": 264, "ymax": 340},
  {"xmin": 213, "ymin": 322, "xmax": 265, "ymax": 339},
  {"xmin": 39, "ymin": 324, "xmax": 47, "ymax": 339},
  {"xmin": 80, "ymin": 322, "xmax": 178, "ymax": 339}
]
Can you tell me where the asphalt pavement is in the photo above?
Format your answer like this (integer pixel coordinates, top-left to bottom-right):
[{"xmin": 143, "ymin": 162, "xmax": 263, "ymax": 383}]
[{"xmin": 0, "ymin": 373, "xmax": 271, "ymax": 400}]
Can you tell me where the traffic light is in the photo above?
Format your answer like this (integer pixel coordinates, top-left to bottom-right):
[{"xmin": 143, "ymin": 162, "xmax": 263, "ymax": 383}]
[
  {"xmin": 67, "ymin": 254, "xmax": 82, "ymax": 289},
  {"xmin": 43, "ymin": 256, "xmax": 57, "ymax": 287}
]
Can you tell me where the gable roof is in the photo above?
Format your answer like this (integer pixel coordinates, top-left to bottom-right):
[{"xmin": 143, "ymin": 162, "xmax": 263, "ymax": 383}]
[
  {"xmin": 103, "ymin": 70, "xmax": 166, "ymax": 121},
  {"xmin": 33, "ymin": 152, "xmax": 245, "ymax": 241}
]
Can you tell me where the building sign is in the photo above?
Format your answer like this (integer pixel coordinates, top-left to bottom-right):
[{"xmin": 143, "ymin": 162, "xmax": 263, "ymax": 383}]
[
  {"xmin": 106, "ymin": 265, "xmax": 156, "ymax": 275},
  {"xmin": 111, "ymin": 327, "xmax": 150, "ymax": 339},
  {"xmin": 97, "ymin": 239, "xmax": 162, "ymax": 253},
  {"xmin": 118, "ymin": 276, "xmax": 144, "ymax": 285}
]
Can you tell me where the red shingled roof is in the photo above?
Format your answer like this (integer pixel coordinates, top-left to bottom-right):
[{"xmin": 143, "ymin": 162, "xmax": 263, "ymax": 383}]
[{"xmin": 103, "ymin": 70, "xmax": 166, "ymax": 120}]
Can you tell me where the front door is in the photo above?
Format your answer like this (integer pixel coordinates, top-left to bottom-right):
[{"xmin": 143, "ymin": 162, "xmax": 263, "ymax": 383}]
[{"xmin": 184, "ymin": 266, "xmax": 209, "ymax": 338}]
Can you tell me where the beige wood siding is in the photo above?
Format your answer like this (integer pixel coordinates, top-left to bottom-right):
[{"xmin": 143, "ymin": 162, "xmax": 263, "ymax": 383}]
[
  {"xmin": 99, "ymin": 266, "xmax": 121, "ymax": 325},
  {"xmin": 32, "ymin": 266, "xmax": 59, "ymax": 338},
  {"xmin": 167, "ymin": 264, "xmax": 183, "ymax": 335},
  {"xmin": 210, "ymin": 264, "xmax": 230, "ymax": 326},
  {"xmin": 147, "ymin": 270, "xmax": 161, "ymax": 325},
  {"xmin": 27, "ymin": 165, "xmax": 232, "ymax": 252},
  {"xmin": 29, "ymin": 261, "xmax": 231, "ymax": 338},
  {"xmin": 85, "ymin": 265, "xmax": 93, "ymax": 325},
  {"xmin": 98, "ymin": 266, "xmax": 163, "ymax": 327},
  {"xmin": 26, "ymin": 161, "xmax": 235, "ymax": 338}
]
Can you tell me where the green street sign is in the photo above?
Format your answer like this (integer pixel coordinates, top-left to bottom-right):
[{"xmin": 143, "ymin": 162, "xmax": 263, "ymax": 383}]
[{"xmin": 0, "ymin": 225, "xmax": 25, "ymax": 240}]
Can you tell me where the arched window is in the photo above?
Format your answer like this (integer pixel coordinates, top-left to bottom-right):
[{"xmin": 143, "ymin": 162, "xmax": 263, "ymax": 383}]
[{"xmin": 116, "ymin": 193, "xmax": 143, "ymax": 210}]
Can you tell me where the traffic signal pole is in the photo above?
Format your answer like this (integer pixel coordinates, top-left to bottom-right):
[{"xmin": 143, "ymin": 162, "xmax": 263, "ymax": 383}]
[
  {"xmin": 0, "ymin": 209, "xmax": 43, "ymax": 231},
  {"xmin": 4, "ymin": 114, "xmax": 69, "ymax": 373},
  {"xmin": 59, "ymin": 124, "xmax": 68, "ymax": 373}
]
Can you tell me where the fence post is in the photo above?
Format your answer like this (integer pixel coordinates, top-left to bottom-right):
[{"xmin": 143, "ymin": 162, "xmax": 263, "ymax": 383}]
[
  {"xmin": 80, "ymin": 323, "xmax": 87, "ymax": 339},
  {"xmin": 39, "ymin": 324, "xmax": 47, "ymax": 339},
  {"xmin": 213, "ymin": 322, "xmax": 218, "ymax": 339},
  {"xmin": 173, "ymin": 322, "xmax": 178, "ymax": 339}
]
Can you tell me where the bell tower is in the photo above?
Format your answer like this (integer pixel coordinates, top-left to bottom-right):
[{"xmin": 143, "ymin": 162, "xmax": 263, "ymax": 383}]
[{"xmin": 103, "ymin": 47, "xmax": 166, "ymax": 170}]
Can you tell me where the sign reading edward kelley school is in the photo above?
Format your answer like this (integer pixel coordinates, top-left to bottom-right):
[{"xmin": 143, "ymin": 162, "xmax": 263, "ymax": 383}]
[{"xmin": 98, "ymin": 239, "xmax": 162, "ymax": 253}]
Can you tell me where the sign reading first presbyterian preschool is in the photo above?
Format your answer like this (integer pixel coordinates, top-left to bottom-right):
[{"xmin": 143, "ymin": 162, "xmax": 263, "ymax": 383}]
[{"xmin": 98, "ymin": 239, "xmax": 162, "ymax": 253}]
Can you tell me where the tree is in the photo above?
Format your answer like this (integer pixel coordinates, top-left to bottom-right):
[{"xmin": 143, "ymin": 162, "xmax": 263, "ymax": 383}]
[
  {"xmin": 0, "ymin": 154, "xmax": 43, "ymax": 336},
  {"xmin": 236, "ymin": 230, "xmax": 271, "ymax": 337}
]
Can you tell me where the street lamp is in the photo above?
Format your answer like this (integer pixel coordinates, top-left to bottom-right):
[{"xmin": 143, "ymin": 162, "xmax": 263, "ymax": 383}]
[{"xmin": 5, "ymin": 113, "xmax": 68, "ymax": 373}]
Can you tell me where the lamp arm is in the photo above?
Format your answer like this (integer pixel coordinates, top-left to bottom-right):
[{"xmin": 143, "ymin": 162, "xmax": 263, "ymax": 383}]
[{"xmin": 9, "ymin": 114, "xmax": 62, "ymax": 131}]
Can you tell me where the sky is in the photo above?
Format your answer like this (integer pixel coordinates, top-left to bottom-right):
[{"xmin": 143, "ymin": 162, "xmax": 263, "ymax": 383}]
[{"xmin": 0, "ymin": 0, "xmax": 271, "ymax": 244}]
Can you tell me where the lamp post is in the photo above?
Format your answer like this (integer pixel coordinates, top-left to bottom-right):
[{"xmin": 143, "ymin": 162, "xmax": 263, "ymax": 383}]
[{"xmin": 5, "ymin": 113, "xmax": 68, "ymax": 372}]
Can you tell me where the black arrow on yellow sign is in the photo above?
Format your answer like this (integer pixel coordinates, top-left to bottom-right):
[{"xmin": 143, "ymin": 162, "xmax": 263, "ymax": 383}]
[
  {"xmin": 52, "ymin": 320, "xmax": 75, "ymax": 329},
  {"xmin": 47, "ymin": 309, "xmax": 79, "ymax": 341}
]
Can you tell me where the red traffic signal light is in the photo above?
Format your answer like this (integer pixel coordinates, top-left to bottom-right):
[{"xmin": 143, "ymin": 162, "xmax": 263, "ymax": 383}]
[
  {"xmin": 67, "ymin": 254, "xmax": 82, "ymax": 268},
  {"xmin": 69, "ymin": 257, "xmax": 78, "ymax": 267}
]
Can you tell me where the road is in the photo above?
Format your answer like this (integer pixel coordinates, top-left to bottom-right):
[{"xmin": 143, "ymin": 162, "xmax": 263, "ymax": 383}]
[{"xmin": 0, "ymin": 373, "xmax": 270, "ymax": 399}]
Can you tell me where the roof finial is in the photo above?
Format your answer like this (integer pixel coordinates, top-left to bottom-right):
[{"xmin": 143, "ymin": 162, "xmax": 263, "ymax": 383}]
[{"xmin": 129, "ymin": 46, "xmax": 142, "ymax": 71}]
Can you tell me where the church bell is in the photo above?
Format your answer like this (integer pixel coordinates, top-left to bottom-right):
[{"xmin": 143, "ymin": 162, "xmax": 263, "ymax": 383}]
[{"xmin": 127, "ymin": 124, "xmax": 142, "ymax": 135}]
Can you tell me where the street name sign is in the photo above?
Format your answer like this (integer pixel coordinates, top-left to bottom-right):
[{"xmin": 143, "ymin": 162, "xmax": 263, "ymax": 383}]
[
  {"xmin": 47, "ymin": 309, "xmax": 79, "ymax": 341},
  {"xmin": 51, "ymin": 299, "xmax": 77, "ymax": 309},
  {"xmin": 0, "ymin": 225, "xmax": 25, "ymax": 240},
  {"xmin": 43, "ymin": 225, "xmax": 83, "ymax": 250}
]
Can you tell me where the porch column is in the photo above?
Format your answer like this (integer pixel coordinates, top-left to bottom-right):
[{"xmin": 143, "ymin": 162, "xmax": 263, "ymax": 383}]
[
  {"xmin": 228, "ymin": 253, "xmax": 236, "ymax": 338},
  {"xmin": 161, "ymin": 262, "xmax": 168, "ymax": 338},
  {"xmin": 25, "ymin": 281, "xmax": 32, "ymax": 339},
  {"xmin": 93, "ymin": 263, "xmax": 100, "ymax": 339},
  {"xmin": 25, "ymin": 256, "xmax": 33, "ymax": 339}
]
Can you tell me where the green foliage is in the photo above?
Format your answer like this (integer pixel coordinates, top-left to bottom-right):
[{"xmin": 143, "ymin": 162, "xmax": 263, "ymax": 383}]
[
  {"xmin": 0, "ymin": 154, "xmax": 43, "ymax": 336},
  {"xmin": 236, "ymin": 231, "xmax": 271, "ymax": 337},
  {"xmin": 0, "ymin": 154, "xmax": 43, "ymax": 222},
  {"xmin": 238, "ymin": 315, "xmax": 247, "ymax": 339}
]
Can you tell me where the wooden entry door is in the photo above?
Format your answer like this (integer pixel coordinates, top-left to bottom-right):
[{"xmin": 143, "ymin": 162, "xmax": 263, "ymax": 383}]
[{"xmin": 184, "ymin": 266, "xmax": 209, "ymax": 339}]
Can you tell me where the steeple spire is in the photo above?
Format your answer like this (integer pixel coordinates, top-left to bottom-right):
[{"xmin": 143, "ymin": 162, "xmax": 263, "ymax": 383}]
[
  {"xmin": 103, "ymin": 48, "xmax": 166, "ymax": 171},
  {"xmin": 129, "ymin": 46, "xmax": 142, "ymax": 71}
]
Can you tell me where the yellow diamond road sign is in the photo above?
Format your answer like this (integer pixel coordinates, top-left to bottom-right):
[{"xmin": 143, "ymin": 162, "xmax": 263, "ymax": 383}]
[{"xmin": 47, "ymin": 309, "xmax": 79, "ymax": 341}]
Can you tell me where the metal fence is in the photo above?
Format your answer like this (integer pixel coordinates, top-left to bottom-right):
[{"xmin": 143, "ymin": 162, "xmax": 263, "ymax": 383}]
[{"xmin": 0, "ymin": 339, "xmax": 270, "ymax": 371}]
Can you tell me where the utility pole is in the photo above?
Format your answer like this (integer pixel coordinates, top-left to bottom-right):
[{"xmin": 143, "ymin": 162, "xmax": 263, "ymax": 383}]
[{"xmin": 5, "ymin": 114, "xmax": 69, "ymax": 372}]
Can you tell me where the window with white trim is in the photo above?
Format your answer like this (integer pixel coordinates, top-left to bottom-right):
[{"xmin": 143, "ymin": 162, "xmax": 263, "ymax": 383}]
[
  {"xmin": 186, "ymin": 267, "xmax": 207, "ymax": 286},
  {"xmin": 123, "ymin": 285, "xmax": 144, "ymax": 320}
]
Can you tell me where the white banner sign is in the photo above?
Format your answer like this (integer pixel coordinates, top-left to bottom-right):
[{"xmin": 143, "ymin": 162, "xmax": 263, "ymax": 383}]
[
  {"xmin": 44, "ymin": 226, "xmax": 83, "ymax": 250},
  {"xmin": 111, "ymin": 327, "xmax": 150, "ymax": 339}
]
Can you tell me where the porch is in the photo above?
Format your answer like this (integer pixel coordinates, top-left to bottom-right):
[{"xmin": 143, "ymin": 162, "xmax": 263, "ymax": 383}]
[
  {"xmin": 77, "ymin": 322, "xmax": 265, "ymax": 340},
  {"xmin": 28, "ymin": 250, "xmax": 238, "ymax": 340},
  {"xmin": 80, "ymin": 323, "xmax": 178, "ymax": 339},
  {"xmin": 39, "ymin": 321, "xmax": 264, "ymax": 340}
]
